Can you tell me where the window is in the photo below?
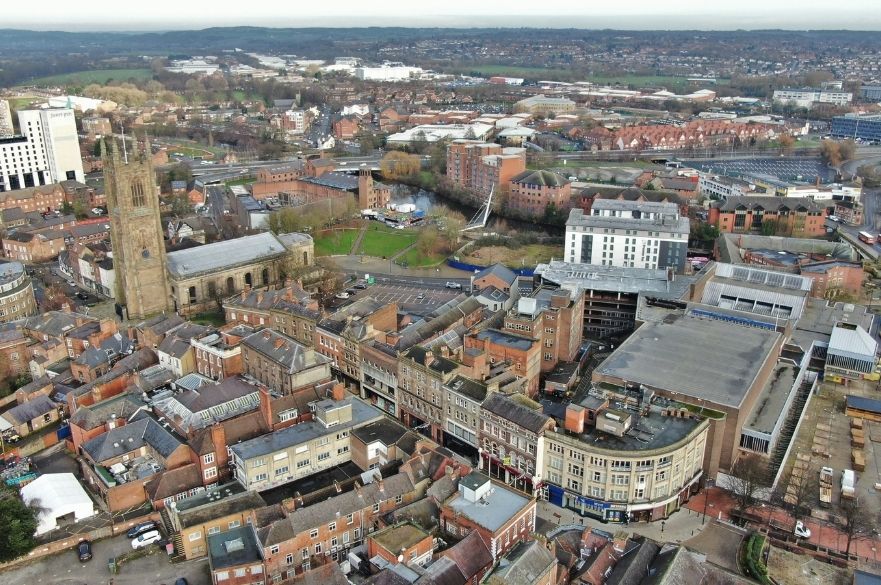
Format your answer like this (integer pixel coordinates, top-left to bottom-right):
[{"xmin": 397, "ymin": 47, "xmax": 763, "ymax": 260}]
[
  {"xmin": 216, "ymin": 571, "xmax": 229, "ymax": 582},
  {"xmin": 318, "ymin": 452, "xmax": 330, "ymax": 462},
  {"xmin": 286, "ymin": 553, "xmax": 294, "ymax": 565},
  {"xmin": 274, "ymin": 466, "xmax": 289, "ymax": 476},
  {"xmin": 395, "ymin": 495, "xmax": 403, "ymax": 504},
  {"xmin": 328, "ymin": 522, "xmax": 336, "ymax": 531},
  {"xmin": 204, "ymin": 467, "xmax": 217, "ymax": 480},
  {"xmin": 234, "ymin": 568, "xmax": 246, "ymax": 578},
  {"xmin": 343, "ymin": 532, "xmax": 350, "ymax": 544},
  {"xmin": 207, "ymin": 527, "xmax": 220, "ymax": 535},
  {"xmin": 270, "ymin": 545, "xmax": 280, "ymax": 554},
  {"xmin": 302, "ymin": 548, "xmax": 309, "ymax": 560},
  {"xmin": 372, "ymin": 503, "xmax": 380, "ymax": 513},
  {"xmin": 310, "ymin": 529, "xmax": 318, "ymax": 538},
  {"xmin": 297, "ymin": 459, "xmax": 310, "ymax": 469},
  {"xmin": 188, "ymin": 531, "xmax": 202, "ymax": 541},
  {"xmin": 314, "ymin": 543, "xmax": 322, "ymax": 554},
  {"xmin": 346, "ymin": 513, "xmax": 354, "ymax": 525},
  {"xmin": 228, "ymin": 520, "xmax": 240, "ymax": 529}
]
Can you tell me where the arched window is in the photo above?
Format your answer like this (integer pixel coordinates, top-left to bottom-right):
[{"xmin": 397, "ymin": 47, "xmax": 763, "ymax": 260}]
[
  {"xmin": 244, "ymin": 272, "xmax": 252, "ymax": 287},
  {"xmin": 188, "ymin": 286, "xmax": 197, "ymax": 303},
  {"xmin": 226, "ymin": 276, "xmax": 235, "ymax": 294},
  {"xmin": 131, "ymin": 180, "xmax": 146, "ymax": 207},
  {"xmin": 262, "ymin": 268, "xmax": 270, "ymax": 286}
]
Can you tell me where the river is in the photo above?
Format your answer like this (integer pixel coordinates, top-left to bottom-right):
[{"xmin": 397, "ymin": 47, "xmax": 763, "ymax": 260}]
[{"xmin": 387, "ymin": 184, "xmax": 559, "ymax": 237}]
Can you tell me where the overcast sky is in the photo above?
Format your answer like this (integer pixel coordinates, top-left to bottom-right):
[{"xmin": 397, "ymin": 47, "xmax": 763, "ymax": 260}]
[{"xmin": 6, "ymin": 0, "xmax": 880, "ymax": 31}]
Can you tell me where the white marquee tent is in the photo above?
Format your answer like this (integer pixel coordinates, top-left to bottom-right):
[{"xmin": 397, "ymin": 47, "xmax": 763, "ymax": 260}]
[{"xmin": 20, "ymin": 473, "xmax": 95, "ymax": 535}]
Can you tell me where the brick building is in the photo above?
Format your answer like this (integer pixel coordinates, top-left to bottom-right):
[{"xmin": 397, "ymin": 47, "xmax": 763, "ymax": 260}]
[
  {"xmin": 446, "ymin": 140, "xmax": 526, "ymax": 198},
  {"xmin": 440, "ymin": 471, "xmax": 537, "ymax": 559},
  {"xmin": 508, "ymin": 170, "xmax": 572, "ymax": 217},
  {"xmin": 503, "ymin": 287, "xmax": 584, "ymax": 373},
  {"xmin": 366, "ymin": 522, "xmax": 434, "ymax": 568},
  {"xmin": 0, "ymin": 183, "xmax": 65, "ymax": 213},
  {"xmin": 464, "ymin": 330, "xmax": 541, "ymax": 396},
  {"xmin": 241, "ymin": 329, "xmax": 332, "ymax": 395},
  {"xmin": 709, "ymin": 196, "xmax": 827, "ymax": 237},
  {"xmin": 800, "ymin": 260, "xmax": 865, "ymax": 299},
  {"xmin": 398, "ymin": 346, "xmax": 460, "ymax": 443},
  {"xmin": 478, "ymin": 393, "xmax": 555, "ymax": 493}
]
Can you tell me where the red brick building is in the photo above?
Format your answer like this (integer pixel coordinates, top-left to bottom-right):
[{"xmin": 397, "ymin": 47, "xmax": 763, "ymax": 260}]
[
  {"xmin": 464, "ymin": 329, "xmax": 540, "ymax": 396},
  {"xmin": 508, "ymin": 170, "xmax": 572, "ymax": 217},
  {"xmin": 709, "ymin": 196, "xmax": 827, "ymax": 237},
  {"xmin": 800, "ymin": 260, "xmax": 865, "ymax": 299},
  {"xmin": 333, "ymin": 117, "xmax": 361, "ymax": 140},
  {"xmin": 0, "ymin": 184, "xmax": 65, "ymax": 213},
  {"xmin": 440, "ymin": 471, "xmax": 537, "ymax": 559},
  {"xmin": 366, "ymin": 522, "xmax": 434, "ymax": 568},
  {"xmin": 503, "ymin": 287, "xmax": 584, "ymax": 373},
  {"xmin": 446, "ymin": 140, "xmax": 526, "ymax": 198}
]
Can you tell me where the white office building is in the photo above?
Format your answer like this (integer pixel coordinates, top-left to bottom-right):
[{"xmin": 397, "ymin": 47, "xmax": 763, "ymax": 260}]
[
  {"xmin": 698, "ymin": 174, "xmax": 755, "ymax": 199},
  {"xmin": 0, "ymin": 107, "xmax": 84, "ymax": 192},
  {"xmin": 772, "ymin": 89, "xmax": 853, "ymax": 109},
  {"xmin": 355, "ymin": 62, "xmax": 423, "ymax": 82},
  {"xmin": 0, "ymin": 100, "xmax": 13, "ymax": 139},
  {"xmin": 565, "ymin": 200, "xmax": 690, "ymax": 271}
]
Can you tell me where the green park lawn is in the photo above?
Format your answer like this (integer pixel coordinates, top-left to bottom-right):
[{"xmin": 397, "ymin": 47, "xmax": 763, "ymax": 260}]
[
  {"xmin": 357, "ymin": 224, "xmax": 418, "ymax": 258},
  {"xmin": 314, "ymin": 228, "xmax": 360, "ymax": 256},
  {"xmin": 398, "ymin": 246, "xmax": 447, "ymax": 268},
  {"xmin": 25, "ymin": 68, "xmax": 153, "ymax": 86}
]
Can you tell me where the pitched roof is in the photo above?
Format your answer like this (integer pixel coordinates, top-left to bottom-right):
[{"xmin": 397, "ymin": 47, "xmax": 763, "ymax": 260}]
[
  {"xmin": 511, "ymin": 169, "xmax": 570, "ymax": 188},
  {"xmin": 257, "ymin": 472, "xmax": 416, "ymax": 546},
  {"xmin": 145, "ymin": 463, "xmax": 202, "ymax": 501},
  {"xmin": 440, "ymin": 529, "xmax": 493, "ymax": 580},
  {"xmin": 81, "ymin": 417, "xmax": 183, "ymax": 463},
  {"xmin": 488, "ymin": 540, "xmax": 556, "ymax": 583},
  {"xmin": 3, "ymin": 395, "xmax": 57, "ymax": 425},
  {"xmin": 480, "ymin": 393, "xmax": 551, "ymax": 434},
  {"xmin": 474, "ymin": 263, "xmax": 517, "ymax": 286},
  {"xmin": 242, "ymin": 329, "xmax": 330, "ymax": 374}
]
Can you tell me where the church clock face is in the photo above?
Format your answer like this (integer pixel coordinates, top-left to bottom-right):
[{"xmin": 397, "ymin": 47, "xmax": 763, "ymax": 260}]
[{"xmin": 135, "ymin": 228, "xmax": 156, "ymax": 261}]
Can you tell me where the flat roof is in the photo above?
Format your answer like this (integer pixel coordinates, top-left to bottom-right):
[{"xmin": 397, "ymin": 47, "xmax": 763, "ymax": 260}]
[
  {"xmin": 371, "ymin": 523, "xmax": 430, "ymax": 553},
  {"xmin": 207, "ymin": 525, "xmax": 263, "ymax": 570},
  {"xmin": 846, "ymin": 395, "xmax": 881, "ymax": 415},
  {"xmin": 535, "ymin": 261, "xmax": 695, "ymax": 297},
  {"xmin": 445, "ymin": 482, "xmax": 532, "ymax": 532},
  {"xmin": 745, "ymin": 364, "xmax": 797, "ymax": 434},
  {"xmin": 595, "ymin": 313, "xmax": 781, "ymax": 409},
  {"xmin": 231, "ymin": 398, "xmax": 383, "ymax": 460}
]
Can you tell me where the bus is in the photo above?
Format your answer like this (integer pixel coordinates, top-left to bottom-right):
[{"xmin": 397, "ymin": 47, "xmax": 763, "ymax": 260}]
[{"xmin": 859, "ymin": 231, "xmax": 877, "ymax": 245}]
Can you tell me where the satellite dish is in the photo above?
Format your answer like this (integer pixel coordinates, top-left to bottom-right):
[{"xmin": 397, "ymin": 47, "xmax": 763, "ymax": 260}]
[{"xmin": 397, "ymin": 554, "xmax": 404, "ymax": 562}]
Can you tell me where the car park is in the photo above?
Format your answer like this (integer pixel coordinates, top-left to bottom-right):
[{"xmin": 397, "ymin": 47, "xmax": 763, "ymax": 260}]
[
  {"xmin": 127, "ymin": 521, "xmax": 158, "ymax": 539},
  {"xmin": 77, "ymin": 540, "xmax": 92, "ymax": 562},
  {"xmin": 131, "ymin": 530, "xmax": 162, "ymax": 549}
]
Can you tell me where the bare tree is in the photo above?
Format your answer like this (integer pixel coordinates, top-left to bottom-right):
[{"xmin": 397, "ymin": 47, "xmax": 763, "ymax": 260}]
[
  {"xmin": 777, "ymin": 465, "xmax": 818, "ymax": 523},
  {"xmin": 727, "ymin": 455, "xmax": 769, "ymax": 513},
  {"xmin": 840, "ymin": 497, "xmax": 878, "ymax": 557}
]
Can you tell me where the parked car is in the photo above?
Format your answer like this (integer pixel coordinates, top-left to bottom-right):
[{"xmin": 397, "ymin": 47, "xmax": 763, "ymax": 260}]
[
  {"xmin": 77, "ymin": 540, "xmax": 93, "ymax": 562},
  {"xmin": 75, "ymin": 292, "xmax": 89, "ymax": 300},
  {"xmin": 353, "ymin": 282, "xmax": 368, "ymax": 290},
  {"xmin": 131, "ymin": 530, "xmax": 162, "ymax": 549},
  {"xmin": 416, "ymin": 293, "xmax": 425, "ymax": 300},
  {"xmin": 174, "ymin": 579, "xmax": 189, "ymax": 585},
  {"xmin": 794, "ymin": 520, "xmax": 811, "ymax": 538},
  {"xmin": 91, "ymin": 208, "xmax": 104, "ymax": 215},
  {"xmin": 445, "ymin": 282, "xmax": 462, "ymax": 289},
  {"xmin": 334, "ymin": 292, "xmax": 350, "ymax": 300},
  {"xmin": 127, "ymin": 521, "xmax": 158, "ymax": 539}
]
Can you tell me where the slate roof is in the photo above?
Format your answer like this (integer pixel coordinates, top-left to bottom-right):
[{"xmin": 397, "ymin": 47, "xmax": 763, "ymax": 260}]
[
  {"xmin": 69, "ymin": 393, "xmax": 145, "ymax": 431},
  {"xmin": 713, "ymin": 196, "xmax": 823, "ymax": 213},
  {"xmin": 351, "ymin": 418, "xmax": 412, "ymax": 448},
  {"xmin": 511, "ymin": 169, "xmax": 570, "ymax": 188},
  {"xmin": 3, "ymin": 395, "xmax": 57, "ymax": 425},
  {"xmin": 488, "ymin": 540, "xmax": 556, "ymax": 583},
  {"xmin": 606, "ymin": 538, "xmax": 661, "ymax": 585},
  {"xmin": 439, "ymin": 529, "xmax": 493, "ymax": 580},
  {"xmin": 241, "ymin": 329, "xmax": 330, "ymax": 374},
  {"xmin": 145, "ymin": 463, "xmax": 202, "ymax": 501},
  {"xmin": 474, "ymin": 263, "xmax": 517, "ymax": 286},
  {"xmin": 480, "ymin": 393, "xmax": 552, "ymax": 434},
  {"xmin": 81, "ymin": 417, "xmax": 182, "ymax": 463},
  {"xmin": 256, "ymin": 472, "xmax": 416, "ymax": 546}
]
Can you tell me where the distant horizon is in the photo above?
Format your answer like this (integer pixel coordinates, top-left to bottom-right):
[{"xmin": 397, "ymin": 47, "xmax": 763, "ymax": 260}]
[{"xmin": 3, "ymin": 2, "xmax": 881, "ymax": 33}]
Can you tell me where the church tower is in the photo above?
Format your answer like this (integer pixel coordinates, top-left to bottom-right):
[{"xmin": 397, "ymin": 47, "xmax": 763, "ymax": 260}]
[{"xmin": 103, "ymin": 137, "xmax": 172, "ymax": 320}]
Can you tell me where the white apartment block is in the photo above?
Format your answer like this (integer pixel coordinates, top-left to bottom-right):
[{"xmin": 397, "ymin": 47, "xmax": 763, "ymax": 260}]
[
  {"xmin": 565, "ymin": 200, "xmax": 689, "ymax": 272},
  {"xmin": 772, "ymin": 89, "xmax": 853, "ymax": 109},
  {"xmin": 698, "ymin": 174, "xmax": 755, "ymax": 199},
  {"xmin": 0, "ymin": 107, "xmax": 84, "ymax": 192},
  {"xmin": 0, "ymin": 100, "xmax": 13, "ymax": 139}
]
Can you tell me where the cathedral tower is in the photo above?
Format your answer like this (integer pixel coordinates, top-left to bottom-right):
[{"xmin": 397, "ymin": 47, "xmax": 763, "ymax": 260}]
[{"xmin": 103, "ymin": 137, "xmax": 172, "ymax": 320}]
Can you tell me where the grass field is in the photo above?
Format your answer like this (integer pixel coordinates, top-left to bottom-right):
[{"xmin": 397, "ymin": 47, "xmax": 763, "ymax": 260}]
[
  {"xmin": 168, "ymin": 145, "xmax": 216, "ymax": 159},
  {"xmin": 463, "ymin": 244, "xmax": 562, "ymax": 268},
  {"xmin": 25, "ymin": 68, "xmax": 153, "ymax": 86},
  {"xmin": 358, "ymin": 224, "xmax": 418, "ymax": 258},
  {"xmin": 190, "ymin": 311, "xmax": 226, "ymax": 327},
  {"xmin": 6, "ymin": 96, "xmax": 40, "ymax": 110},
  {"xmin": 398, "ymin": 246, "xmax": 447, "ymax": 268},
  {"xmin": 314, "ymin": 228, "xmax": 359, "ymax": 256}
]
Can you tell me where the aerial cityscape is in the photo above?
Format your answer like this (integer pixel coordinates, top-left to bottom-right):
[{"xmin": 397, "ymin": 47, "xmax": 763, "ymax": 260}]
[{"xmin": 2, "ymin": 4, "xmax": 881, "ymax": 585}]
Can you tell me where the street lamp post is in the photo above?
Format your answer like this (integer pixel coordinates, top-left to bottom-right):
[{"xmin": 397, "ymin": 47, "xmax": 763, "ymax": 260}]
[{"xmin": 702, "ymin": 478, "xmax": 714, "ymax": 525}]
